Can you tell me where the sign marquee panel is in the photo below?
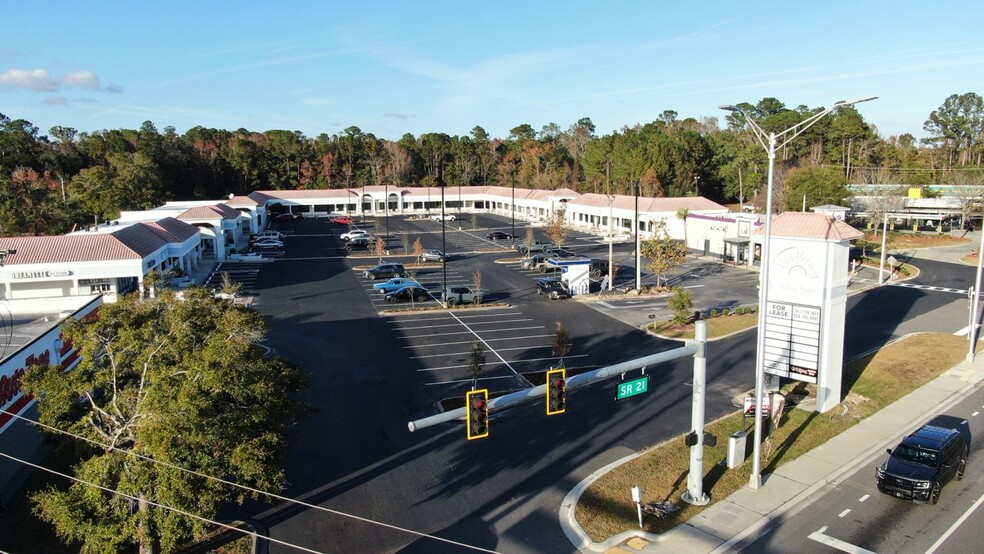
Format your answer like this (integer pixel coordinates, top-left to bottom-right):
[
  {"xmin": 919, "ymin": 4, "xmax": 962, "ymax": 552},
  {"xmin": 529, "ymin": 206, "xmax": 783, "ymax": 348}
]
[{"xmin": 763, "ymin": 301, "xmax": 821, "ymax": 384}]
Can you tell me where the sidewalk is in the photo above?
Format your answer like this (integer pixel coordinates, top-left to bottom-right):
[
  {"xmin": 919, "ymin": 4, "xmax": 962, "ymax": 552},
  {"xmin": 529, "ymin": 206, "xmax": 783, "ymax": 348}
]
[{"xmin": 562, "ymin": 267, "xmax": 984, "ymax": 553}]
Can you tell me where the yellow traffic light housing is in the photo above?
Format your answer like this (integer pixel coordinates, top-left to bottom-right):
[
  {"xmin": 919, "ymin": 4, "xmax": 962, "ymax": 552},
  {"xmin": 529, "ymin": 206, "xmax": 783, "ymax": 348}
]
[
  {"xmin": 466, "ymin": 389, "xmax": 489, "ymax": 440},
  {"xmin": 546, "ymin": 368, "xmax": 566, "ymax": 415}
]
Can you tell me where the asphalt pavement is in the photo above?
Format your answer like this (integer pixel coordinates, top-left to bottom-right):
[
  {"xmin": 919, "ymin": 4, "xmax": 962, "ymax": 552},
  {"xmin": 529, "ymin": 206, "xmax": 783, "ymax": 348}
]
[{"xmin": 560, "ymin": 260, "xmax": 984, "ymax": 553}]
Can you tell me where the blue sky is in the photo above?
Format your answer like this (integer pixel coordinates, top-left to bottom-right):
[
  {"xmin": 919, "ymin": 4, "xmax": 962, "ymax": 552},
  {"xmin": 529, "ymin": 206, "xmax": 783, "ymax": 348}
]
[{"xmin": 2, "ymin": 1, "xmax": 982, "ymax": 141}]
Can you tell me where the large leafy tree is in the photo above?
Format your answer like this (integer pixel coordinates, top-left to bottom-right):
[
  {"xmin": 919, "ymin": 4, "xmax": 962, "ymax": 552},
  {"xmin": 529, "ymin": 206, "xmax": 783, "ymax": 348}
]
[
  {"xmin": 784, "ymin": 165, "xmax": 849, "ymax": 210},
  {"xmin": 924, "ymin": 92, "xmax": 984, "ymax": 167},
  {"xmin": 22, "ymin": 288, "xmax": 307, "ymax": 553}
]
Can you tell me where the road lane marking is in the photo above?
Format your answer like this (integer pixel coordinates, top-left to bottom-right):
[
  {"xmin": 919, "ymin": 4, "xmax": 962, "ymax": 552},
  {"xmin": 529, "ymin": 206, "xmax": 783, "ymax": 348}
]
[
  {"xmin": 859, "ymin": 494, "xmax": 869, "ymax": 502},
  {"xmin": 973, "ymin": 411, "xmax": 980, "ymax": 417},
  {"xmin": 838, "ymin": 509, "xmax": 851, "ymax": 517},
  {"xmin": 808, "ymin": 526, "xmax": 875, "ymax": 553},
  {"xmin": 925, "ymin": 491, "xmax": 984, "ymax": 553}
]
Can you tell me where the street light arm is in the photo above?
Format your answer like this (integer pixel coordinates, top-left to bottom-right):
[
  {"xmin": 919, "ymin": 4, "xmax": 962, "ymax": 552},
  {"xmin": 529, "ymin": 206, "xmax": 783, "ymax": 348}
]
[{"xmin": 773, "ymin": 96, "xmax": 878, "ymax": 151}]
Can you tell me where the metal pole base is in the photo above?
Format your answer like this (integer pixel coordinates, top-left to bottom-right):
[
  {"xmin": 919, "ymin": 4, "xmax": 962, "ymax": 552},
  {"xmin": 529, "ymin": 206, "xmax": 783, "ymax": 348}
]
[
  {"xmin": 682, "ymin": 491, "xmax": 710, "ymax": 506},
  {"xmin": 748, "ymin": 474, "xmax": 762, "ymax": 490}
]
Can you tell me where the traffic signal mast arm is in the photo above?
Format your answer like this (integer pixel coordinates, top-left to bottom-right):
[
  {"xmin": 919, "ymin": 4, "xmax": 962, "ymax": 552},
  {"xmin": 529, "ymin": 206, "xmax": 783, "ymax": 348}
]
[{"xmin": 408, "ymin": 339, "xmax": 702, "ymax": 433}]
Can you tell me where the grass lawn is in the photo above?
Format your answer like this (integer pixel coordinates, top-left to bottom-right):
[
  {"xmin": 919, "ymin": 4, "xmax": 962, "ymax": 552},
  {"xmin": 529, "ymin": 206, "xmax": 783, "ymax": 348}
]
[
  {"xmin": 649, "ymin": 312, "xmax": 758, "ymax": 340},
  {"xmin": 574, "ymin": 333, "xmax": 976, "ymax": 542}
]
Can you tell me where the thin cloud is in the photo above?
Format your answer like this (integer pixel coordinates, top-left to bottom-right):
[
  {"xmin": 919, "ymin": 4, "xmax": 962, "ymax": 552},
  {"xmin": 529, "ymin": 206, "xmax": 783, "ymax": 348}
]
[
  {"xmin": 43, "ymin": 95, "xmax": 69, "ymax": 106},
  {"xmin": 0, "ymin": 68, "xmax": 119, "ymax": 93}
]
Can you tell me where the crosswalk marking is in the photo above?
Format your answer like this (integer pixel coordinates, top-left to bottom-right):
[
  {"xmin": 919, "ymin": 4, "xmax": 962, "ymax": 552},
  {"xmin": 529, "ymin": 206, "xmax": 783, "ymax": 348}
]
[{"xmin": 890, "ymin": 282, "xmax": 966, "ymax": 294}]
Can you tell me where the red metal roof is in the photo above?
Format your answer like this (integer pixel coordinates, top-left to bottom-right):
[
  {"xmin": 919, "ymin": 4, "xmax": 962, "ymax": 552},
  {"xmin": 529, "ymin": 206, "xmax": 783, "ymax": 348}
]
[{"xmin": 753, "ymin": 212, "xmax": 863, "ymax": 240}]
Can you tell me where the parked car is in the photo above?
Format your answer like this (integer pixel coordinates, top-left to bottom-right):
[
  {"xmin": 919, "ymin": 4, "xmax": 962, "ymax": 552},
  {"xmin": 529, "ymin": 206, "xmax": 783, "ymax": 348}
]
[
  {"xmin": 273, "ymin": 213, "xmax": 302, "ymax": 222},
  {"xmin": 341, "ymin": 229, "xmax": 372, "ymax": 241},
  {"xmin": 443, "ymin": 285, "xmax": 483, "ymax": 306},
  {"xmin": 251, "ymin": 239, "xmax": 284, "ymax": 250},
  {"xmin": 384, "ymin": 286, "xmax": 430, "ymax": 303},
  {"xmin": 486, "ymin": 231, "xmax": 513, "ymax": 241},
  {"xmin": 344, "ymin": 237, "xmax": 373, "ymax": 252},
  {"xmin": 420, "ymin": 249, "xmax": 449, "ymax": 262},
  {"xmin": 520, "ymin": 253, "xmax": 551, "ymax": 272},
  {"xmin": 251, "ymin": 230, "xmax": 286, "ymax": 242},
  {"xmin": 589, "ymin": 258, "xmax": 625, "ymax": 278},
  {"xmin": 876, "ymin": 421, "xmax": 969, "ymax": 504},
  {"xmin": 543, "ymin": 255, "xmax": 591, "ymax": 272},
  {"xmin": 363, "ymin": 263, "xmax": 406, "ymax": 280},
  {"xmin": 515, "ymin": 241, "xmax": 550, "ymax": 255},
  {"xmin": 328, "ymin": 215, "xmax": 353, "ymax": 225},
  {"xmin": 373, "ymin": 277, "xmax": 422, "ymax": 294},
  {"xmin": 430, "ymin": 214, "xmax": 456, "ymax": 221},
  {"xmin": 536, "ymin": 277, "xmax": 571, "ymax": 300}
]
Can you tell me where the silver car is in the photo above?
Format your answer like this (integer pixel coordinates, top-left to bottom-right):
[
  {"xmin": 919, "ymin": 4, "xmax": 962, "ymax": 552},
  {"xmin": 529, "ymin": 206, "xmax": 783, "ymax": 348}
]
[{"xmin": 420, "ymin": 249, "xmax": 449, "ymax": 262}]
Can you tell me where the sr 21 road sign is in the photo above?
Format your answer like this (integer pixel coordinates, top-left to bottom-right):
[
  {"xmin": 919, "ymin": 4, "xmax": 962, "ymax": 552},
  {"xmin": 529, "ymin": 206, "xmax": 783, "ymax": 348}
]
[{"xmin": 616, "ymin": 376, "xmax": 649, "ymax": 400}]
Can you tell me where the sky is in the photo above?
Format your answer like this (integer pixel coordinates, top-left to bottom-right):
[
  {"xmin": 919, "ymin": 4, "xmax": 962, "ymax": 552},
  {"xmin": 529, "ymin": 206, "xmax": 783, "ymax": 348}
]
[{"xmin": 2, "ymin": 1, "xmax": 982, "ymax": 142}]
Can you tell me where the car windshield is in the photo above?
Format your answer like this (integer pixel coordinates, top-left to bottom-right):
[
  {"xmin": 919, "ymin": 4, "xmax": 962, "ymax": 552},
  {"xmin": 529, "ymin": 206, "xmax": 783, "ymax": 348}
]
[{"xmin": 892, "ymin": 445, "xmax": 939, "ymax": 467}]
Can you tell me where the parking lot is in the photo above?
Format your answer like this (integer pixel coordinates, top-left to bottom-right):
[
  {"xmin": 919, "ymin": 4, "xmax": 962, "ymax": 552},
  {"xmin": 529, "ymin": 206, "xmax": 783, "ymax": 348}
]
[{"xmin": 237, "ymin": 212, "xmax": 756, "ymax": 406}]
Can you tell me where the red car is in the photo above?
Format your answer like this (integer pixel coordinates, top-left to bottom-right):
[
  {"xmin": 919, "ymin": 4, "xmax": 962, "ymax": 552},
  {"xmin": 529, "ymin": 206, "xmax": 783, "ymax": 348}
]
[{"xmin": 329, "ymin": 215, "xmax": 353, "ymax": 225}]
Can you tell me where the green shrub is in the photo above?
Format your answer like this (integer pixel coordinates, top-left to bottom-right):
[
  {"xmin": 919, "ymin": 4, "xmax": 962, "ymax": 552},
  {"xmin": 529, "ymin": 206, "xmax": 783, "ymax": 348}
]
[
  {"xmin": 709, "ymin": 309, "xmax": 717, "ymax": 318},
  {"xmin": 668, "ymin": 287, "xmax": 695, "ymax": 325}
]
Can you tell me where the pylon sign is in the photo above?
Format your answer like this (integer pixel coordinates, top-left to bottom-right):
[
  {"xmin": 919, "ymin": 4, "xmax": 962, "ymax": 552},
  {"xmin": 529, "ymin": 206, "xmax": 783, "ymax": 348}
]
[
  {"xmin": 466, "ymin": 389, "xmax": 489, "ymax": 440},
  {"xmin": 546, "ymin": 368, "xmax": 566, "ymax": 415}
]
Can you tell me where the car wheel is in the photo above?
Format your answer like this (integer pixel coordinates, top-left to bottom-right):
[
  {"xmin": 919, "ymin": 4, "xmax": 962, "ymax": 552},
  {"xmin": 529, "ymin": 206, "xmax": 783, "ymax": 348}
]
[
  {"xmin": 958, "ymin": 459, "xmax": 966, "ymax": 480},
  {"xmin": 473, "ymin": 297, "xmax": 482, "ymax": 305},
  {"xmin": 537, "ymin": 288, "xmax": 543, "ymax": 295},
  {"xmin": 447, "ymin": 298, "xmax": 457, "ymax": 307},
  {"xmin": 591, "ymin": 269, "xmax": 601, "ymax": 278},
  {"xmin": 385, "ymin": 296, "xmax": 395, "ymax": 303},
  {"xmin": 931, "ymin": 482, "xmax": 941, "ymax": 504},
  {"xmin": 538, "ymin": 266, "xmax": 548, "ymax": 273},
  {"xmin": 551, "ymin": 292, "xmax": 559, "ymax": 300}
]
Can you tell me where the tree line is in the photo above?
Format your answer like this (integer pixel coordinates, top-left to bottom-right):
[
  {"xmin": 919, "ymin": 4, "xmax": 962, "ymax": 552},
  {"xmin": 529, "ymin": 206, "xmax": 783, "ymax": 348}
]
[{"xmin": 1, "ymin": 92, "xmax": 982, "ymax": 236}]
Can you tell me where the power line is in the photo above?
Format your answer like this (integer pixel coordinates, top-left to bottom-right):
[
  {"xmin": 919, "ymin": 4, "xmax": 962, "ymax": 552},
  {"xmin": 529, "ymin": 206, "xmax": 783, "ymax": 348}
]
[
  {"xmin": 0, "ymin": 450, "xmax": 322, "ymax": 554},
  {"xmin": 1, "ymin": 408, "xmax": 499, "ymax": 553}
]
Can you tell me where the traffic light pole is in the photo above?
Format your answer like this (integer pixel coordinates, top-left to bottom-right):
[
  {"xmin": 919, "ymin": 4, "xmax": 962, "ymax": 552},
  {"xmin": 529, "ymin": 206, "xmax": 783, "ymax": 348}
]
[
  {"xmin": 683, "ymin": 321, "xmax": 710, "ymax": 505},
  {"xmin": 408, "ymin": 332, "xmax": 705, "ymax": 432}
]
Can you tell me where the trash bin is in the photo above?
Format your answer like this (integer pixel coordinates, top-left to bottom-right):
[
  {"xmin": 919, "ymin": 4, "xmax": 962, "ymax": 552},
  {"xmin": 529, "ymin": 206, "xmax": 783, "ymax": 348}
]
[{"xmin": 727, "ymin": 431, "xmax": 747, "ymax": 469}]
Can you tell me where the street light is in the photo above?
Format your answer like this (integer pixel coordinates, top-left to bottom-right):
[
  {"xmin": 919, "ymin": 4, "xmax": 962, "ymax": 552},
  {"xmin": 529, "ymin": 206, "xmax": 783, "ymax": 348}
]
[
  {"xmin": 607, "ymin": 194, "xmax": 615, "ymax": 291},
  {"xmin": 720, "ymin": 95, "xmax": 877, "ymax": 490},
  {"xmin": 511, "ymin": 171, "xmax": 516, "ymax": 245},
  {"xmin": 439, "ymin": 164, "xmax": 448, "ymax": 307}
]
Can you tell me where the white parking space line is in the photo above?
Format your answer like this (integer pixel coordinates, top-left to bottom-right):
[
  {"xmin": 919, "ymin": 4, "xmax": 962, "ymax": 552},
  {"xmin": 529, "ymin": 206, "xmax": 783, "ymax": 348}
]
[
  {"xmin": 395, "ymin": 318, "xmax": 534, "ymax": 331},
  {"xmin": 386, "ymin": 312, "xmax": 524, "ymax": 322},
  {"xmin": 403, "ymin": 335, "xmax": 554, "ymax": 348},
  {"xmin": 858, "ymin": 494, "xmax": 869, "ymax": 502},
  {"xmin": 807, "ymin": 526, "xmax": 875, "ymax": 554},
  {"xmin": 838, "ymin": 508, "xmax": 850, "ymax": 517},
  {"xmin": 418, "ymin": 354, "xmax": 590, "ymax": 374},
  {"xmin": 400, "ymin": 326, "xmax": 545, "ymax": 339},
  {"xmin": 411, "ymin": 345, "xmax": 554, "ymax": 360}
]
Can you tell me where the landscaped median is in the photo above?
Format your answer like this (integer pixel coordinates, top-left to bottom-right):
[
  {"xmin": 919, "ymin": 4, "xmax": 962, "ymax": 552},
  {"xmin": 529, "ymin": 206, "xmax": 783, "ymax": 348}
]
[{"xmin": 573, "ymin": 333, "xmax": 978, "ymax": 541}]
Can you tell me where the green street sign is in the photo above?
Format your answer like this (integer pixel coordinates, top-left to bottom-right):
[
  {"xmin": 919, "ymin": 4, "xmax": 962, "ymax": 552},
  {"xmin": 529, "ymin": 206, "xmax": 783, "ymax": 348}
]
[{"xmin": 616, "ymin": 376, "xmax": 649, "ymax": 400}]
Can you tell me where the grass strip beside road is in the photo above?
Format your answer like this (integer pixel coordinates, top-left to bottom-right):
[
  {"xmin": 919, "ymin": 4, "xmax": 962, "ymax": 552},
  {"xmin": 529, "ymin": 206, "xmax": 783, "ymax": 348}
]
[
  {"xmin": 574, "ymin": 333, "xmax": 976, "ymax": 542},
  {"xmin": 650, "ymin": 313, "xmax": 757, "ymax": 340}
]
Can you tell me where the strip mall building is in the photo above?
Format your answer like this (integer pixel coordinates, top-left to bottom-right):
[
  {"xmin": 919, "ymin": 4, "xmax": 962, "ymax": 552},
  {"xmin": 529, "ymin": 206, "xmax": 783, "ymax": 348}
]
[{"xmin": 0, "ymin": 185, "xmax": 762, "ymax": 502}]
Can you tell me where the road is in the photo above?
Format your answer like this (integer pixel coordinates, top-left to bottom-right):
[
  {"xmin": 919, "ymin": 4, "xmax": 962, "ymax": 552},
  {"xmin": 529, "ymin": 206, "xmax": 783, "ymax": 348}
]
[
  {"xmin": 740, "ymin": 389, "xmax": 984, "ymax": 554},
  {"xmin": 226, "ymin": 217, "xmax": 980, "ymax": 553}
]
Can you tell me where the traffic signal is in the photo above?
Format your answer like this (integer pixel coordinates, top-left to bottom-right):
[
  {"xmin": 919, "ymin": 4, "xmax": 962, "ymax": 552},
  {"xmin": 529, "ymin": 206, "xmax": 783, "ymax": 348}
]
[
  {"xmin": 546, "ymin": 368, "xmax": 566, "ymax": 415},
  {"xmin": 466, "ymin": 389, "xmax": 489, "ymax": 440}
]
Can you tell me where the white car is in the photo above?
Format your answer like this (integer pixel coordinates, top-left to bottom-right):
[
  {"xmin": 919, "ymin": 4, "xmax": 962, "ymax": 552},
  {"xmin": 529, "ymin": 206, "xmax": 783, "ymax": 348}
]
[
  {"xmin": 252, "ymin": 239, "xmax": 284, "ymax": 249},
  {"xmin": 340, "ymin": 229, "xmax": 372, "ymax": 241},
  {"xmin": 430, "ymin": 214, "xmax": 456, "ymax": 222}
]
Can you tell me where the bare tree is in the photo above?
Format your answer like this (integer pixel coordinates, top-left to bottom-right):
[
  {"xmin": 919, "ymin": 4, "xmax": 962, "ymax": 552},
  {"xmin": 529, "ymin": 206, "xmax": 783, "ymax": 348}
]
[
  {"xmin": 543, "ymin": 208, "xmax": 572, "ymax": 248},
  {"xmin": 550, "ymin": 321, "xmax": 572, "ymax": 368},
  {"xmin": 473, "ymin": 269, "xmax": 483, "ymax": 291},
  {"xmin": 412, "ymin": 238, "xmax": 425, "ymax": 265}
]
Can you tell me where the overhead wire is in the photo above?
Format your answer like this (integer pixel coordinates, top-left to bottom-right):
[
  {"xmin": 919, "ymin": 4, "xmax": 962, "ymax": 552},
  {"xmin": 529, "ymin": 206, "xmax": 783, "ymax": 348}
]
[
  {"xmin": 0, "ymin": 408, "xmax": 499, "ymax": 553},
  {"xmin": 0, "ymin": 450, "xmax": 322, "ymax": 554}
]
